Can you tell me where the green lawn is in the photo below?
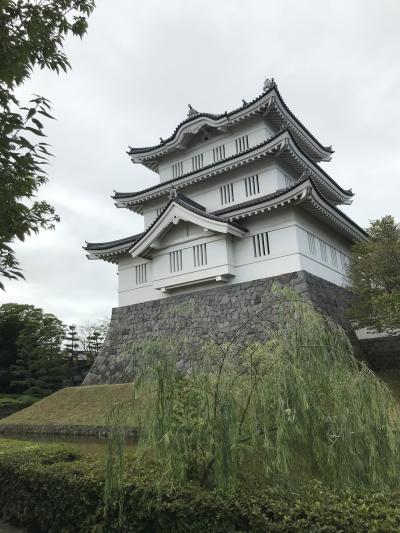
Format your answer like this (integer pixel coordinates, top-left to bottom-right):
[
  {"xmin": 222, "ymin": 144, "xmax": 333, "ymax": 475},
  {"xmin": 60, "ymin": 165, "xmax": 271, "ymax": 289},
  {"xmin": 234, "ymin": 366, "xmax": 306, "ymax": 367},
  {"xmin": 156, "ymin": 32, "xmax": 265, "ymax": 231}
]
[{"xmin": 0, "ymin": 383, "xmax": 135, "ymax": 427}]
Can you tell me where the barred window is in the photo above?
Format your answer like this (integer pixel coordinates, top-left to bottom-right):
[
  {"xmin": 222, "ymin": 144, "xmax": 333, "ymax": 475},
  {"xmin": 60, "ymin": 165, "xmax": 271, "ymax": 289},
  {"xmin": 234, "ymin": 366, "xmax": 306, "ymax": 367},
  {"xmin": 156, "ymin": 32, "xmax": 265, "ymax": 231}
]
[
  {"xmin": 220, "ymin": 183, "xmax": 234, "ymax": 205},
  {"xmin": 339, "ymin": 252, "xmax": 348, "ymax": 272},
  {"xmin": 245, "ymin": 175, "xmax": 260, "ymax": 197},
  {"xmin": 191, "ymin": 153, "xmax": 204, "ymax": 171},
  {"xmin": 193, "ymin": 243, "xmax": 207, "ymax": 267},
  {"xmin": 169, "ymin": 250, "xmax": 183, "ymax": 272},
  {"xmin": 156, "ymin": 207, "xmax": 164, "ymax": 217},
  {"xmin": 235, "ymin": 135, "xmax": 249, "ymax": 154},
  {"xmin": 172, "ymin": 162, "xmax": 183, "ymax": 178},
  {"xmin": 213, "ymin": 144, "xmax": 226, "ymax": 162},
  {"xmin": 307, "ymin": 233, "xmax": 317, "ymax": 256},
  {"xmin": 252, "ymin": 232, "xmax": 270, "ymax": 257},
  {"xmin": 320, "ymin": 240, "xmax": 328, "ymax": 262},
  {"xmin": 330, "ymin": 246, "xmax": 338, "ymax": 268},
  {"xmin": 135, "ymin": 263, "xmax": 147, "ymax": 285}
]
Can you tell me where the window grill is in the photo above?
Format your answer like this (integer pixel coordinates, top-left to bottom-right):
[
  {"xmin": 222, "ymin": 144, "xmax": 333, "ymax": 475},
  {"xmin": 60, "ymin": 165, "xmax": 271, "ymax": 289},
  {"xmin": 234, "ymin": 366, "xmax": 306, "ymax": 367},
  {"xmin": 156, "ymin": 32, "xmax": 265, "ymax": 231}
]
[
  {"xmin": 169, "ymin": 250, "xmax": 183, "ymax": 272},
  {"xmin": 320, "ymin": 241, "xmax": 328, "ymax": 262},
  {"xmin": 193, "ymin": 243, "xmax": 207, "ymax": 267},
  {"xmin": 235, "ymin": 135, "xmax": 249, "ymax": 154},
  {"xmin": 339, "ymin": 252, "xmax": 348, "ymax": 272},
  {"xmin": 135, "ymin": 263, "xmax": 147, "ymax": 285},
  {"xmin": 220, "ymin": 183, "xmax": 234, "ymax": 205},
  {"xmin": 245, "ymin": 175, "xmax": 260, "ymax": 197},
  {"xmin": 307, "ymin": 233, "xmax": 317, "ymax": 256},
  {"xmin": 172, "ymin": 162, "xmax": 183, "ymax": 178},
  {"xmin": 252, "ymin": 232, "xmax": 270, "ymax": 257},
  {"xmin": 330, "ymin": 247, "xmax": 338, "ymax": 268},
  {"xmin": 213, "ymin": 145, "xmax": 226, "ymax": 162},
  {"xmin": 191, "ymin": 153, "xmax": 204, "ymax": 171}
]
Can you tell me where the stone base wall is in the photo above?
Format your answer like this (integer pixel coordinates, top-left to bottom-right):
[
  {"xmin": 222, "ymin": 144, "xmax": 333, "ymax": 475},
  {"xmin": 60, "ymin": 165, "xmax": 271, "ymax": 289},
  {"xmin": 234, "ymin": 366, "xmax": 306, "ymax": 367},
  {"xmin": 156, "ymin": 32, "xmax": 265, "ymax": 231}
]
[
  {"xmin": 84, "ymin": 271, "xmax": 359, "ymax": 385},
  {"xmin": 359, "ymin": 336, "xmax": 400, "ymax": 371}
]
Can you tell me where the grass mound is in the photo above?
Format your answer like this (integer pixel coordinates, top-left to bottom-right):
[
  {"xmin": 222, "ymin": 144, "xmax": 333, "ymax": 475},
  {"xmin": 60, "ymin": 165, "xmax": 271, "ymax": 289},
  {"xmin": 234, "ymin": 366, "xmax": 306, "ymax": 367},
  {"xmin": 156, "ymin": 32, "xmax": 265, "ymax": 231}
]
[
  {"xmin": 0, "ymin": 373, "xmax": 397, "ymax": 430},
  {"xmin": 0, "ymin": 384, "xmax": 134, "ymax": 427}
]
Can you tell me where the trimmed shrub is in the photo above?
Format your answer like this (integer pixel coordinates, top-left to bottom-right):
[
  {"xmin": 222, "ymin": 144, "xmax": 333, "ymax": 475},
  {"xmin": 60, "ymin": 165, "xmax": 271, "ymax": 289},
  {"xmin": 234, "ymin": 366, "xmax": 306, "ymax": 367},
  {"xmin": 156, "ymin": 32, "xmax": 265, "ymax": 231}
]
[{"xmin": 0, "ymin": 439, "xmax": 400, "ymax": 532}]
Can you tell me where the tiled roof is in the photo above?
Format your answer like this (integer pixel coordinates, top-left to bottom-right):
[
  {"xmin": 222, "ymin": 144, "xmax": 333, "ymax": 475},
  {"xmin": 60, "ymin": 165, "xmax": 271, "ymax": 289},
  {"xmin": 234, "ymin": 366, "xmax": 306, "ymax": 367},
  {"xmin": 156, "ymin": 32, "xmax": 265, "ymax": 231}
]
[
  {"xmin": 129, "ymin": 194, "xmax": 247, "ymax": 252},
  {"xmin": 85, "ymin": 180, "xmax": 367, "ymax": 259},
  {"xmin": 213, "ymin": 179, "xmax": 368, "ymax": 238},
  {"xmin": 128, "ymin": 83, "xmax": 333, "ymax": 157},
  {"xmin": 84, "ymin": 232, "xmax": 144, "ymax": 251},
  {"xmin": 213, "ymin": 184, "xmax": 303, "ymax": 216},
  {"xmin": 85, "ymin": 194, "xmax": 247, "ymax": 254},
  {"xmin": 175, "ymin": 194, "xmax": 247, "ymax": 231},
  {"xmin": 115, "ymin": 130, "xmax": 352, "ymax": 203}
]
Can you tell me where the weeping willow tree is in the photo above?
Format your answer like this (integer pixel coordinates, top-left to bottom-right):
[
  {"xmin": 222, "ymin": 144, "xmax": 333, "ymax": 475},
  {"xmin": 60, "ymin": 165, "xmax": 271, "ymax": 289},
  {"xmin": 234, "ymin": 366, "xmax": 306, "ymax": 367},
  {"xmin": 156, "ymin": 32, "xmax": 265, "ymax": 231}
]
[{"xmin": 104, "ymin": 288, "xmax": 400, "ymax": 516}]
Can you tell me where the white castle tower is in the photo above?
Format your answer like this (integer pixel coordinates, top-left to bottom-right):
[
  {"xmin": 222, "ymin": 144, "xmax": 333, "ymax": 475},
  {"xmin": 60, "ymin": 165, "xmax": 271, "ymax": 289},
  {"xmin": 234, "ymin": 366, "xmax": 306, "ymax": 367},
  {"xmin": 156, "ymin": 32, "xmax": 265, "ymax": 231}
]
[{"xmin": 85, "ymin": 79, "xmax": 367, "ymax": 307}]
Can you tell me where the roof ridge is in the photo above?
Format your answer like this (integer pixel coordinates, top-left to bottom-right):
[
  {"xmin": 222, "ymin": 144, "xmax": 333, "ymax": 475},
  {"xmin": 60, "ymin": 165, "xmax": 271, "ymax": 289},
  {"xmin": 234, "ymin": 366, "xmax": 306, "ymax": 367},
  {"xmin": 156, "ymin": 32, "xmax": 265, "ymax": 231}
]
[
  {"xmin": 128, "ymin": 84, "xmax": 333, "ymax": 157},
  {"xmin": 114, "ymin": 129, "xmax": 352, "ymax": 203},
  {"xmin": 213, "ymin": 178, "xmax": 367, "ymax": 238},
  {"xmin": 115, "ymin": 129, "xmax": 286, "ymax": 199}
]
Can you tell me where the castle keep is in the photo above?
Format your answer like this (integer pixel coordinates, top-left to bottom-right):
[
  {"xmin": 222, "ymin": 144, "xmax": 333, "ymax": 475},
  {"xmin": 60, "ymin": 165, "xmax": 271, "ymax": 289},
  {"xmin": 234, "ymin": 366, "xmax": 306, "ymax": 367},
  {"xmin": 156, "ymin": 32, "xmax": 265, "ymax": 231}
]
[{"xmin": 83, "ymin": 79, "xmax": 367, "ymax": 384}]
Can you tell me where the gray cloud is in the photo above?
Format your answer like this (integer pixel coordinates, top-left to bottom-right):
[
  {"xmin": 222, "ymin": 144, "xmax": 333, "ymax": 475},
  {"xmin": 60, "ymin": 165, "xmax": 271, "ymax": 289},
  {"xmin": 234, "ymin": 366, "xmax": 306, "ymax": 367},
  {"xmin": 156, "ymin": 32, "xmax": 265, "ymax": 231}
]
[{"xmin": 1, "ymin": 0, "xmax": 399, "ymax": 323}]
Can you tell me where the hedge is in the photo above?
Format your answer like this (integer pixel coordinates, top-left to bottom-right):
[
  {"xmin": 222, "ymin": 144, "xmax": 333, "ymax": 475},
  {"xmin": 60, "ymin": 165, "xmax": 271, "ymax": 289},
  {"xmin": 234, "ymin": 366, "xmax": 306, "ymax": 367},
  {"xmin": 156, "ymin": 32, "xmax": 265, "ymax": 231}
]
[{"xmin": 0, "ymin": 439, "xmax": 400, "ymax": 532}]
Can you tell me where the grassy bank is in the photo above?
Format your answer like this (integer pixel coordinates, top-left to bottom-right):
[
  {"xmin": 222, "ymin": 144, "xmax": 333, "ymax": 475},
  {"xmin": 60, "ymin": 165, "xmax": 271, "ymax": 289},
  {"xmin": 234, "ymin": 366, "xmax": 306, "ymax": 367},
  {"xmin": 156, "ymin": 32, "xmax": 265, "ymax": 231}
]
[
  {"xmin": 0, "ymin": 370, "xmax": 398, "ymax": 429},
  {"xmin": 0, "ymin": 384, "xmax": 135, "ymax": 427}
]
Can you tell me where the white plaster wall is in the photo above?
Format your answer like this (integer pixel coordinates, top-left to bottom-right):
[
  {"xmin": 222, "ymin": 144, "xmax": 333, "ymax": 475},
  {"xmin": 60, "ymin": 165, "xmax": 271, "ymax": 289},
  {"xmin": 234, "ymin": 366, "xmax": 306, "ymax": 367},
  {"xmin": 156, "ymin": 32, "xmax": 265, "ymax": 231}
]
[
  {"xmin": 159, "ymin": 221, "xmax": 204, "ymax": 246},
  {"xmin": 143, "ymin": 161, "xmax": 295, "ymax": 228},
  {"xmin": 232, "ymin": 208, "xmax": 301, "ymax": 283},
  {"xmin": 152, "ymin": 233, "xmax": 233, "ymax": 289},
  {"xmin": 118, "ymin": 254, "xmax": 158, "ymax": 307},
  {"xmin": 158, "ymin": 117, "xmax": 274, "ymax": 181},
  {"xmin": 117, "ymin": 207, "xmax": 354, "ymax": 306},
  {"xmin": 118, "ymin": 232, "xmax": 234, "ymax": 305}
]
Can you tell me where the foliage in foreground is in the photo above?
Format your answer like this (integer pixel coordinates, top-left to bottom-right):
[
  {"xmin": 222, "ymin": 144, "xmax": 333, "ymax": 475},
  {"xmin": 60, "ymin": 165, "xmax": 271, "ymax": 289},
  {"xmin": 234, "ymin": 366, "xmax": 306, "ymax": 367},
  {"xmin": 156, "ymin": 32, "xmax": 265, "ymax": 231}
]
[
  {"xmin": 349, "ymin": 214, "xmax": 400, "ymax": 333},
  {"xmin": 105, "ymin": 289, "xmax": 400, "ymax": 515},
  {"xmin": 0, "ymin": 439, "xmax": 400, "ymax": 532},
  {"xmin": 0, "ymin": 0, "xmax": 95, "ymax": 288}
]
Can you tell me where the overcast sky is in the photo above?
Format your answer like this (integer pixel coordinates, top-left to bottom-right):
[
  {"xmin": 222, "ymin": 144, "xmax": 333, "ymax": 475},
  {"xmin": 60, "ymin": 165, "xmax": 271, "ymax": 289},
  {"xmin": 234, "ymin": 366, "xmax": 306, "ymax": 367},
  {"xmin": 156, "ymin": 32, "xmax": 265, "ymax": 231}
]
[{"xmin": 1, "ymin": 0, "xmax": 399, "ymax": 325}]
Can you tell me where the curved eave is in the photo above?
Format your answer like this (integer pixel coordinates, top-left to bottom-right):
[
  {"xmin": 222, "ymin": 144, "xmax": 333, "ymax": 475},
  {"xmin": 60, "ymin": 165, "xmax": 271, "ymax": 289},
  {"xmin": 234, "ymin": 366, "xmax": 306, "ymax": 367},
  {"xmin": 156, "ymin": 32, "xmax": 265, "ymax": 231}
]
[
  {"xmin": 84, "ymin": 233, "xmax": 144, "ymax": 263},
  {"xmin": 216, "ymin": 179, "xmax": 367, "ymax": 243},
  {"xmin": 115, "ymin": 130, "xmax": 353, "ymax": 211},
  {"xmin": 128, "ymin": 85, "xmax": 333, "ymax": 170}
]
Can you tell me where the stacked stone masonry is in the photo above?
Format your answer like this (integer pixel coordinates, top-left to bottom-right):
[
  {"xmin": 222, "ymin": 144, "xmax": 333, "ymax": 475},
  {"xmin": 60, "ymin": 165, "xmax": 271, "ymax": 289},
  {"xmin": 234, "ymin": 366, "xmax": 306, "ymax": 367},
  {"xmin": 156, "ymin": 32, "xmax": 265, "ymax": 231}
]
[{"xmin": 84, "ymin": 271, "xmax": 362, "ymax": 385}]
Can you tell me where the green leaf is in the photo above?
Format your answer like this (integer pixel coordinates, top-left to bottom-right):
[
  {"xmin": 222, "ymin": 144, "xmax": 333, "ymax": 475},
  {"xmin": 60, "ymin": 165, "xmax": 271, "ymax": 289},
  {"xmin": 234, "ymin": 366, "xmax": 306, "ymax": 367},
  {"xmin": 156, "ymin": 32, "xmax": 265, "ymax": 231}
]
[{"xmin": 24, "ymin": 127, "xmax": 46, "ymax": 137}]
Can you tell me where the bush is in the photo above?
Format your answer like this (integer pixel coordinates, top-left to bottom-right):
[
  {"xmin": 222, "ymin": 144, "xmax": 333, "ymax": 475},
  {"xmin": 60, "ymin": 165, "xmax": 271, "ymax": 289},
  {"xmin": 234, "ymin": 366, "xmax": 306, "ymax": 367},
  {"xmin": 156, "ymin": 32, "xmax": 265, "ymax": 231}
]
[
  {"xmin": 0, "ymin": 439, "xmax": 400, "ymax": 532},
  {"xmin": 0, "ymin": 394, "xmax": 38, "ymax": 419}
]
